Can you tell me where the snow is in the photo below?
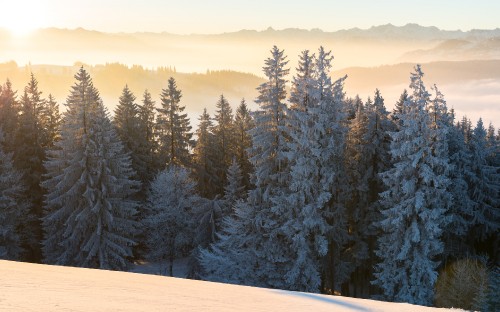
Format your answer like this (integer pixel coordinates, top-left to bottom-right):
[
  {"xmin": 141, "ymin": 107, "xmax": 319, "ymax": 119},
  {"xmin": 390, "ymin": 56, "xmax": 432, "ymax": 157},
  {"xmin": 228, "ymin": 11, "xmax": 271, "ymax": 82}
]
[{"xmin": 0, "ymin": 260, "xmax": 460, "ymax": 312}]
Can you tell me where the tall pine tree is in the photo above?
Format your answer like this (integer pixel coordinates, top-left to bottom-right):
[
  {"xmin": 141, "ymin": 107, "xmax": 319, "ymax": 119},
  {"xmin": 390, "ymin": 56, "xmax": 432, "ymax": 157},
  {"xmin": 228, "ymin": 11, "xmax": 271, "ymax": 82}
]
[
  {"xmin": 114, "ymin": 85, "xmax": 144, "ymax": 183},
  {"xmin": 211, "ymin": 94, "xmax": 235, "ymax": 195},
  {"xmin": 145, "ymin": 166, "xmax": 198, "ymax": 276},
  {"xmin": 0, "ymin": 129, "xmax": 28, "ymax": 260},
  {"xmin": 465, "ymin": 118, "xmax": 500, "ymax": 258},
  {"xmin": 156, "ymin": 77, "xmax": 193, "ymax": 168},
  {"xmin": 374, "ymin": 65, "xmax": 451, "ymax": 305},
  {"xmin": 193, "ymin": 108, "xmax": 217, "ymax": 198},
  {"xmin": 201, "ymin": 46, "xmax": 291, "ymax": 289},
  {"xmin": 0, "ymin": 79, "xmax": 19, "ymax": 154},
  {"xmin": 137, "ymin": 89, "xmax": 159, "ymax": 184},
  {"xmin": 43, "ymin": 68, "xmax": 140, "ymax": 270},
  {"xmin": 233, "ymin": 99, "xmax": 254, "ymax": 191},
  {"xmin": 15, "ymin": 74, "xmax": 47, "ymax": 261}
]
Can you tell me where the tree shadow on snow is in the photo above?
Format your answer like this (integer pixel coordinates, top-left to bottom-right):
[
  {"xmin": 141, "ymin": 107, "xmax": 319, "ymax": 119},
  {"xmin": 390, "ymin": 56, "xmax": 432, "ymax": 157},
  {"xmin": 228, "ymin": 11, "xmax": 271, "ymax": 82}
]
[{"xmin": 272, "ymin": 290, "xmax": 371, "ymax": 311}]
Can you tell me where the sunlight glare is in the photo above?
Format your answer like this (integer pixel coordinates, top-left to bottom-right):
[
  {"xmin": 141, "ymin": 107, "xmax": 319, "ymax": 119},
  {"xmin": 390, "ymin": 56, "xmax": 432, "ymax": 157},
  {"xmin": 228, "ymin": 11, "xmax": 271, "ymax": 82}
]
[{"xmin": 0, "ymin": 1, "xmax": 46, "ymax": 37}]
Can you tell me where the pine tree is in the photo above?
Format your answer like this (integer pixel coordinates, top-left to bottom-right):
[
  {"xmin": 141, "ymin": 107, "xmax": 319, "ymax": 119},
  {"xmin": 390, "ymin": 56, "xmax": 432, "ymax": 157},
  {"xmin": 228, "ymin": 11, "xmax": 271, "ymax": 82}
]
[
  {"xmin": 374, "ymin": 65, "xmax": 451, "ymax": 305},
  {"xmin": 233, "ymin": 99, "xmax": 254, "ymax": 191},
  {"xmin": 137, "ymin": 89, "xmax": 158, "ymax": 184},
  {"xmin": 289, "ymin": 49, "xmax": 315, "ymax": 111},
  {"xmin": 43, "ymin": 68, "xmax": 140, "ymax": 270},
  {"xmin": 391, "ymin": 89, "xmax": 408, "ymax": 126},
  {"xmin": 211, "ymin": 94, "xmax": 235, "ymax": 195},
  {"xmin": 0, "ymin": 79, "xmax": 19, "ymax": 154},
  {"xmin": 433, "ymin": 88, "xmax": 473, "ymax": 258},
  {"xmin": 201, "ymin": 46, "xmax": 291, "ymax": 289},
  {"xmin": 156, "ymin": 77, "xmax": 193, "ymax": 168},
  {"xmin": 280, "ymin": 47, "xmax": 335, "ymax": 292},
  {"xmin": 465, "ymin": 119, "xmax": 500, "ymax": 250},
  {"xmin": 0, "ymin": 130, "xmax": 28, "ymax": 260},
  {"xmin": 114, "ymin": 85, "xmax": 143, "ymax": 179},
  {"xmin": 313, "ymin": 51, "xmax": 350, "ymax": 294},
  {"xmin": 343, "ymin": 90, "xmax": 392, "ymax": 297},
  {"xmin": 222, "ymin": 158, "xmax": 245, "ymax": 216},
  {"xmin": 345, "ymin": 98, "xmax": 372, "ymax": 297},
  {"xmin": 193, "ymin": 108, "xmax": 217, "ymax": 198},
  {"xmin": 42, "ymin": 94, "xmax": 62, "ymax": 148},
  {"xmin": 458, "ymin": 116, "xmax": 473, "ymax": 144},
  {"xmin": 145, "ymin": 166, "xmax": 198, "ymax": 276},
  {"xmin": 15, "ymin": 74, "xmax": 47, "ymax": 261}
]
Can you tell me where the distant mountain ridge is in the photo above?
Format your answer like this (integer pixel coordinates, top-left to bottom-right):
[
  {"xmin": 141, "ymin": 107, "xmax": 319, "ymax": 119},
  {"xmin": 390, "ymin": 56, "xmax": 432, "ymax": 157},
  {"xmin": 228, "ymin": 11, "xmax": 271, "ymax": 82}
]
[
  {"xmin": 1, "ymin": 23, "xmax": 499, "ymax": 74},
  {"xmin": 3, "ymin": 23, "xmax": 498, "ymax": 40}
]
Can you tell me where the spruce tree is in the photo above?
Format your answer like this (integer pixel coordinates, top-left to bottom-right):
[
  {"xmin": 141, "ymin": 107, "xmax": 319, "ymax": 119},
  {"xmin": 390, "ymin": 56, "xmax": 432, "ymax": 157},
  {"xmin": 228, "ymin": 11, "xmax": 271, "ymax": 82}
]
[
  {"xmin": 233, "ymin": 99, "xmax": 254, "ymax": 191},
  {"xmin": 392, "ymin": 89, "xmax": 408, "ymax": 126},
  {"xmin": 43, "ymin": 68, "xmax": 140, "ymax": 270},
  {"xmin": 156, "ymin": 77, "xmax": 193, "ymax": 168},
  {"xmin": 281, "ymin": 47, "xmax": 335, "ymax": 292},
  {"xmin": 145, "ymin": 166, "xmax": 198, "ymax": 276},
  {"xmin": 0, "ymin": 130, "xmax": 28, "ymax": 260},
  {"xmin": 465, "ymin": 119, "xmax": 500, "ymax": 250},
  {"xmin": 202, "ymin": 46, "xmax": 291, "ymax": 289},
  {"xmin": 211, "ymin": 94, "xmax": 235, "ymax": 195},
  {"xmin": 374, "ymin": 65, "xmax": 451, "ymax": 305},
  {"xmin": 433, "ymin": 88, "xmax": 473, "ymax": 258},
  {"xmin": 42, "ymin": 94, "xmax": 62, "ymax": 148},
  {"xmin": 137, "ymin": 89, "xmax": 158, "ymax": 184},
  {"xmin": 193, "ymin": 108, "xmax": 217, "ymax": 198},
  {"xmin": 314, "ymin": 51, "xmax": 350, "ymax": 293},
  {"xmin": 222, "ymin": 157, "xmax": 245, "ymax": 216},
  {"xmin": 0, "ymin": 79, "xmax": 19, "ymax": 154},
  {"xmin": 114, "ymin": 85, "xmax": 143, "ymax": 180},
  {"xmin": 345, "ymin": 98, "xmax": 372, "ymax": 296},
  {"xmin": 15, "ymin": 74, "xmax": 47, "ymax": 261},
  {"xmin": 289, "ymin": 49, "xmax": 315, "ymax": 111}
]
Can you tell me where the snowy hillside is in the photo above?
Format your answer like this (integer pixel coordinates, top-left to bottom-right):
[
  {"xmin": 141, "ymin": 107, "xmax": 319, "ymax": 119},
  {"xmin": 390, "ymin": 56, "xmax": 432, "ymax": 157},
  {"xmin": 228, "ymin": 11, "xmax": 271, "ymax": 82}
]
[{"xmin": 0, "ymin": 260, "xmax": 459, "ymax": 312}]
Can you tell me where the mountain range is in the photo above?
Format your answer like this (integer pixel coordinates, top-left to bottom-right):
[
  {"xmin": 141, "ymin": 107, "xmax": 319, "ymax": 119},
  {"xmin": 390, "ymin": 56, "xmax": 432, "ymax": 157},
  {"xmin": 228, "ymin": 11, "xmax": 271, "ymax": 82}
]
[
  {"xmin": 1, "ymin": 23, "xmax": 499, "ymax": 73},
  {"xmin": 0, "ymin": 23, "xmax": 498, "ymax": 126}
]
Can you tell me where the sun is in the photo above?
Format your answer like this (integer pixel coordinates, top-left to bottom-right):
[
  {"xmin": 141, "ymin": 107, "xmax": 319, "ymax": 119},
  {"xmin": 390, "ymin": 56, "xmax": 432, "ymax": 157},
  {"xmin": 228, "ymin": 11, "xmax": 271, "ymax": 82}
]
[{"xmin": 0, "ymin": 1, "xmax": 46, "ymax": 37}]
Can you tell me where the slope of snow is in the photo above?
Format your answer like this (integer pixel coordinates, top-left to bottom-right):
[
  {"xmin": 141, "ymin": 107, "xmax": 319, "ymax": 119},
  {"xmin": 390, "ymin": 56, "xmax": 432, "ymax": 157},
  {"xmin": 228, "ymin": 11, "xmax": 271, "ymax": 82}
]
[{"xmin": 0, "ymin": 260, "xmax": 459, "ymax": 312}]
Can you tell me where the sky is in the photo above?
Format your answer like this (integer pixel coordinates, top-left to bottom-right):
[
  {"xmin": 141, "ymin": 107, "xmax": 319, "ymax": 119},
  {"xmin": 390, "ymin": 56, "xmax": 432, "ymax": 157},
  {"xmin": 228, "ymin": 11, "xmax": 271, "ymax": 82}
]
[{"xmin": 1, "ymin": 0, "xmax": 498, "ymax": 35}]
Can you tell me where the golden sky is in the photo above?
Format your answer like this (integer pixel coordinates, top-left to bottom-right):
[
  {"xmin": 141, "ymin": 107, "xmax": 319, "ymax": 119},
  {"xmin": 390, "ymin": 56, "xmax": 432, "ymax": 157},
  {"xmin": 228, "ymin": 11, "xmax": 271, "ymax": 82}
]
[{"xmin": 1, "ymin": 0, "xmax": 498, "ymax": 35}]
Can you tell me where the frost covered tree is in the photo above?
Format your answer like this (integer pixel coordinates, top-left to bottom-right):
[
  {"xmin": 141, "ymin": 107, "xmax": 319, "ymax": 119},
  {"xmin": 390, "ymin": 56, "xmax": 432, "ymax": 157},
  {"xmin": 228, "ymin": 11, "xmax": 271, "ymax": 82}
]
[
  {"xmin": 193, "ymin": 108, "xmax": 217, "ymax": 198},
  {"xmin": 222, "ymin": 158, "xmax": 245, "ymax": 216},
  {"xmin": 211, "ymin": 94, "xmax": 235, "ymax": 195},
  {"xmin": 317, "ymin": 69, "xmax": 350, "ymax": 294},
  {"xmin": 289, "ymin": 49, "xmax": 315, "ymax": 111},
  {"xmin": 0, "ymin": 79, "xmax": 20, "ymax": 154},
  {"xmin": 0, "ymin": 130, "xmax": 28, "ymax": 260},
  {"xmin": 42, "ymin": 94, "xmax": 62, "ymax": 147},
  {"xmin": 233, "ymin": 99, "xmax": 254, "ymax": 191},
  {"xmin": 145, "ymin": 166, "xmax": 198, "ymax": 276},
  {"xmin": 15, "ymin": 74, "xmax": 48, "ymax": 261},
  {"xmin": 374, "ymin": 65, "xmax": 451, "ymax": 305},
  {"xmin": 465, "ymin": 119, "xmax": 500, "ymax": 250},
  {"xmin": 281, "ymin": 47, "xmax": 341, "ymax": 292},
  {"xmin": 114, "ymin": 85, "xmax": 144, "ymax": 183},
  {"xmin": 345, "ymin": 99, "xmax": 370, "ymax": 257},
  {"xmin": 137, "ymin": 89, "xmax": 158, "ymax": 184},
  {"xmin": 431, "ymin": 88, "xmax": 473, "ymax": 258},
  {"xmin": 156, "ymin": 77, "xmax": 193, "ymax": 168},
  {"xmin": 345, "ymin": 94, "xmax": 387, "ymax": 297},
  {"xmin": 391, "ymin": 89, "xmax": 408, "ymax": 127},
  {"xmin": 42, "ymin": 68, "xmax": 140, "ymax": 270},
  {"xmin": 201, "ymin": 46, "xmax": 292, "ymax": 289}
]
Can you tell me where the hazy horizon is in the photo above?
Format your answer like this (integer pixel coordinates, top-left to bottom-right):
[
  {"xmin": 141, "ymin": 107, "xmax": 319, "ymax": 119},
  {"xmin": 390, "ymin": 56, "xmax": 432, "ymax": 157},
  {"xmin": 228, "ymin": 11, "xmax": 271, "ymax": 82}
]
[
  {"xmin": 1, "ymin": 0, "xmax": 498, "ymax": 35},
  {"xmin": 1, "ymin": 10, "xmax": 499, "ymax": 127},
  {"xmin": 2, "ymin": 22, "xmax": 500, "ymax": 37}
]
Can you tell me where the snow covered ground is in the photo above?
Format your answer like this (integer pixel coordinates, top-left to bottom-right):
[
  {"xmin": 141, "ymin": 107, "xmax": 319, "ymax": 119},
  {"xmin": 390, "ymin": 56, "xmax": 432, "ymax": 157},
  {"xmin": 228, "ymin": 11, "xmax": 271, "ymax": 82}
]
[{"xmin": 0, "ymin": 260, "xmax": 459, "ymax": 312}]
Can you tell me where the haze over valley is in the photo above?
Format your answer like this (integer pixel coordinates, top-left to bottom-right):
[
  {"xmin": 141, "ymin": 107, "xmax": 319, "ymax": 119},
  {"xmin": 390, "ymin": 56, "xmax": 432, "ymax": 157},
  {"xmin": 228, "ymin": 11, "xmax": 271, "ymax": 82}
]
[{"xmin": 1, "ymin": 24, "xmax": 499, "ymax": 125}]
